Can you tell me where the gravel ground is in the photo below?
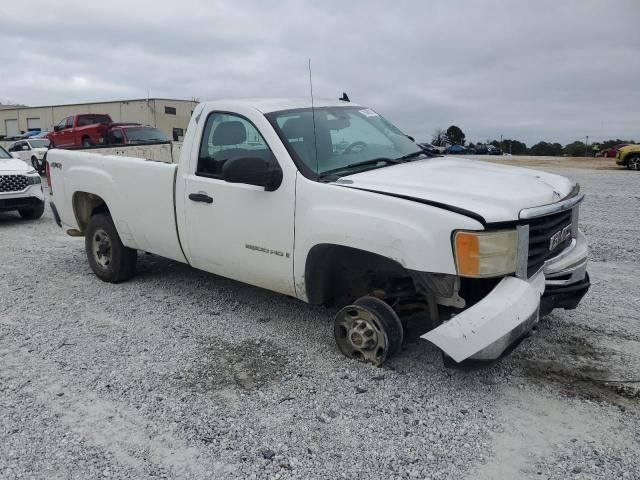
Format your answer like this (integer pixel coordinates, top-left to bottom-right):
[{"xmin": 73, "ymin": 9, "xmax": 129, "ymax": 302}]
[{"xmin": 1, "ymin": 165, "xmax": 639, "ymax": 479}]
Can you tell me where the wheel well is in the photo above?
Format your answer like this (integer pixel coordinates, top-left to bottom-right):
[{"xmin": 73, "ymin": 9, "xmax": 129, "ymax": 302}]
[
  {"xmin": 72, "ymin": 192, "xmax": 109, "ymax": 233},
  {"xmin": 304, "ymin": 244, "xmax": 413, "ymax": 307}
]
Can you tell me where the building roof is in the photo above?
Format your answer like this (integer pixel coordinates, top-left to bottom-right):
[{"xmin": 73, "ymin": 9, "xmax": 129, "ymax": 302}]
[{"xmin": 0, "ymin": 98, "xmax": 198, "ymax": 112}]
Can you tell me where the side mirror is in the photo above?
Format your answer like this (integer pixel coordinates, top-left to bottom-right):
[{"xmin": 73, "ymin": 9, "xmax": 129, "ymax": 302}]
[
  {"xmin": 53, "ymin": 125, "xmax": 61, "ymax": 132},
  {"xmin": 22, "ymin": 145, "xmax": 29, "ymax": 151},
  {"xmin": 222, "ymin": 155, "xmax": 283, "ymax": 191}
]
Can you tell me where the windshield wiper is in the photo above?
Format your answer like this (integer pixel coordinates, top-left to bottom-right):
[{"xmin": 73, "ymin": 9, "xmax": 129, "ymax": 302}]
[
  {"xmin": 397, "ymin": 150, "xmax": 429, "ymax": 161},
  {"xmin": 319, "ymin": 157, "xmax": 403, "ymax": 178}
]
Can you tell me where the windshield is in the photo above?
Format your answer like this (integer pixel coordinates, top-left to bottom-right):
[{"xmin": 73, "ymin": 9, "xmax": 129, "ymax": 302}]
[
  {"xmin": 29, "ymin": 139, "xmax": 50, "ymax": 148},
  {"xmin": 0, "ymin": 146, "xmax": 11, "ymax": 159},
  {"xmin": 266, "ymin": 106, "xmax": 422, "ymax": 179},
  {"xmin": 124, "ymin": 127, "xmax": 168, "ymax": 143}
]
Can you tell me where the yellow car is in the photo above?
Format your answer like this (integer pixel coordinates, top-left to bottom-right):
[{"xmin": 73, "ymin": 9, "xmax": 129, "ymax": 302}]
[{"xmin": 617, "ymin": 144, "xmax": 640, "ymax": 170}]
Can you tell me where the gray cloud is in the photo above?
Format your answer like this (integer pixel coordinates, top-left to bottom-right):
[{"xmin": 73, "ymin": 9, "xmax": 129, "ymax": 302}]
[{"xmin": 1, "ymin": 0, "xmax": 638, "ymax": 145}]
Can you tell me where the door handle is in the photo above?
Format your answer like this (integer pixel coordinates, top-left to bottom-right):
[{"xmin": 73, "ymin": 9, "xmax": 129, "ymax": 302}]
[{"xmin": 189, "ymin": 193, "xmax": 213, "ymax": 204}]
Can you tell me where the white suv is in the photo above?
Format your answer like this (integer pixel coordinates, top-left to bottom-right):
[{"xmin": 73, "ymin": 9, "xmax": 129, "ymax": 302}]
[
  {"xmin": 7, "ymin": 138, "xmax": 50, "ymax": 173},
  {"xmin": 0, "ymin": 145, "xmax": 45, "ymax": 219}
]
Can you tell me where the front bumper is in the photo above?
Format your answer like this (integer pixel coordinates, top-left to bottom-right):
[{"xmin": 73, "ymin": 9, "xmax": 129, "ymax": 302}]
[
  {"xmin": 0, "ymin": 185, "xmax": 44, "ymax": 212},
  {"xmin": 422, "ymin": 230, "xmax": 589, "ymax": 363}
]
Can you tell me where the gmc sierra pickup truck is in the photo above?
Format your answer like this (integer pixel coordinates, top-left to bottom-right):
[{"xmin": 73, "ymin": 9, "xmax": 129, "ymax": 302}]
[{"xmin": 47, "ymin": 98, "xmax": 590, "ymax": 366}]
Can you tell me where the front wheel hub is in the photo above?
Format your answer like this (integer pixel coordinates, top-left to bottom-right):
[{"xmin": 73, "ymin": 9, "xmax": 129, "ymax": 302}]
[{"xmin": 334, "ymin": 305, "xmax": 388, "ymax": 365}]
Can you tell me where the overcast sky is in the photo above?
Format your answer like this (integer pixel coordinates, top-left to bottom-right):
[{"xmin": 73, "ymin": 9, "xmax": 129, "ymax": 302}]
[{"xmin": 1, "ymin": 0, "xmax": 638, "ymax": 145}]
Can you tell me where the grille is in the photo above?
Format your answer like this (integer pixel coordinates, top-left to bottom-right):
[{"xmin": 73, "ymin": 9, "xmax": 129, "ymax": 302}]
[
  {"xmin": 0, "ymin": 175, "xmax": 28, "ymax": 193},
  {"xmin": 526, "ymin": 209, "xmax": 573, "ymax": 277}
]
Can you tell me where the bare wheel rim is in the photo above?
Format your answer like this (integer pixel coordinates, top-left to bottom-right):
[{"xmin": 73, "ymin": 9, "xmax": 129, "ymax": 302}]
[
  {"xmin": 335, "ymin": 305, "xmax": 388, "ymax": 365},
  {"xmin": 92, "ymin": 228, "xmax": 113, "ymax": 268},
  {"xmin": 629, "ymin": 157, "xmax": 640, "ymax": 170}
]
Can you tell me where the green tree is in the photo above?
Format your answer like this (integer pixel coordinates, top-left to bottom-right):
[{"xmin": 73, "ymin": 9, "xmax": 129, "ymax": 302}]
[
  {"xmin": 446, "ymin": 125, "xmax": 465, "ymax": 145},
  {"xmin": 489, "ymin": 139, "xmax": 527, "ymax": 155},
  {"xmin": 530, "ymin": 141, "xmax": 563, "ymax": 156},
  {"xmin": 563, "ymin": 141, "xmax": 587, "ymax": 157}
]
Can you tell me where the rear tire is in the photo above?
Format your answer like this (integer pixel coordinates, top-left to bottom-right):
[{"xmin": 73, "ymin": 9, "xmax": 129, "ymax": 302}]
[
  {"xmin": 18, "ymin": 201, "xmax": 45, "ymax": 219},
  {"xmin": 85, "ymin": 213, "xmax": 137, "ymax": 282}
]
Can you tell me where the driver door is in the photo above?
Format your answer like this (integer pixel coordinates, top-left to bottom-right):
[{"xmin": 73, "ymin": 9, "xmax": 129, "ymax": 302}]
[{"xmin": 176, "ymin": 111, "xmax": 296, "ymax": 296}]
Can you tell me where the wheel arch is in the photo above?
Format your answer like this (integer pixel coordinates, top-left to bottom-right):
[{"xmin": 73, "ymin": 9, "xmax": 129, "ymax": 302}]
[
  {"xmin": 303, "ymin": 243, "xmax": 412, "ymax": 306},
  {"xmin": 72, "ymin": 191, "xmax": 110, "ymax": 233}
]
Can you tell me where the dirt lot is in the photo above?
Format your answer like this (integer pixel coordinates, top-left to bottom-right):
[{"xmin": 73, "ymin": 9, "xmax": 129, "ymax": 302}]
[
  {"xmin": 467, "ymin": 154, "xmax": 620, "ymax": 170},
  {"xmin": 1, "ymin": 160, "xmax": 639, "ymax": 479}
]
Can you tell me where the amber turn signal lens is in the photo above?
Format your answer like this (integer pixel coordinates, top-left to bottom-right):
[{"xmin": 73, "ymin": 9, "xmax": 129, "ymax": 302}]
[
  {"xmin": 454, "ymin": 232, "xmax": 480, "ymax": 277},
  {"xmin": 453, "ymin": 230, "xmax": 518, "ymax": 277}
]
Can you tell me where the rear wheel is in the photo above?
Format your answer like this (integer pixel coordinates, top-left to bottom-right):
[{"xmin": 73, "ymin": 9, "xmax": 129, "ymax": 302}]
[
  {"xmin": 85, "ymin": 213, "xmax": 137, "ymax": 282},
  {"xmin": 334, "ymin": 296, "xmax": 403, "ymax": 366},
  {"xmin": 627, "ymin": 155, "xmax": 640, "ymax": 171},
  {"xmin": 18, "ymin": 201, "xmax": 45, "ymax": 219}
]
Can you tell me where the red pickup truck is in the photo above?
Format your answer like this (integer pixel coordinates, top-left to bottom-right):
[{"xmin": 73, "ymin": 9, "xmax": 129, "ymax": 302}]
[{"xmin": 48, "ymin": 114, "xmax": 113, "ymax": 148}]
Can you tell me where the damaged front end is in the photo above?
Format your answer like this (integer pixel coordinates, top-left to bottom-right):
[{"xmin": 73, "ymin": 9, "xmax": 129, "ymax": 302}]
[{"xmin": 421, "ymin": 194, "xmax": 590, "ymax": 364}]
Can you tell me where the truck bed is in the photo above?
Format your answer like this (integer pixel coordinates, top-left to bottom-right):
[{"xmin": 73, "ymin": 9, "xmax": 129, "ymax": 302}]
[
  {"xmin": 75, "ymin": 141, "xmax": 182, "ymax": 164},
  {"xmin": 48, "ymin": 149, "xmax": 186, "ymax": 263}
]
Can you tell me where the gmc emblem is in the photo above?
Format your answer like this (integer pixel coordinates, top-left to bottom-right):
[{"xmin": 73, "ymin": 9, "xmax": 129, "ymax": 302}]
[{"xmin": 549, "ymin": 224, "xmax": 572, "ymax": 251}]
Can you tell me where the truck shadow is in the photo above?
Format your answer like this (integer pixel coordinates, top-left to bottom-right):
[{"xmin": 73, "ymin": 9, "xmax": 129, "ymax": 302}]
[{"xmin": 513, "ymin": 322, "xmax": 640, "ymax": 409}]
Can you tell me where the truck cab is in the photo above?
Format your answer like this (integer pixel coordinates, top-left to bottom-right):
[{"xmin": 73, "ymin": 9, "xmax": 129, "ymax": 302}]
[{"xmin": 47, "ymin": 98, "xmax": 590, "ymax": 367}]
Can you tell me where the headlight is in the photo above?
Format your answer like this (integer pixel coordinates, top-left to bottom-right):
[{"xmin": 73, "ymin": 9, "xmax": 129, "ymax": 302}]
[
  {"xmin": 27, "ymin": 174, "xmax": 42, "ymax": 185},
  {"xmin": 453, "ymin": 230, "xmax": 518, "ymax": 277}
]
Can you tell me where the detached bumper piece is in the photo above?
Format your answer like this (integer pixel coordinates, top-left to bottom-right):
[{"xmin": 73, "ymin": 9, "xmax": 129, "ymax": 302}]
[{"xmin": 422, "ymin": 275, "xmax": 543, "ymax": 363}]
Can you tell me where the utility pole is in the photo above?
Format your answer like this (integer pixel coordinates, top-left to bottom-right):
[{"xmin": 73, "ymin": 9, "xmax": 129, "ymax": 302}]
[
  {"xmin": 585, "ymin": 135, "xmax": 589, "ymax": 157},
  {"xmin": 500, "ymin": 134, "xmax": 503, "ymax": 153}
]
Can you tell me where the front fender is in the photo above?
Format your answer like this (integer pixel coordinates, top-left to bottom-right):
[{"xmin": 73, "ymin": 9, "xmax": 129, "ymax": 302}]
[{"xmin": 293, "ymin": 177, "xmax": 483, "ymax": 301}]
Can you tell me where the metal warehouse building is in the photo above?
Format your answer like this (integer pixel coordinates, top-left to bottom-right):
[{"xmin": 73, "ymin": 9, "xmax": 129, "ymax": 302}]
[{"xmin": 0, "ymin": 98, "xmax": 198, "ymax": 141}]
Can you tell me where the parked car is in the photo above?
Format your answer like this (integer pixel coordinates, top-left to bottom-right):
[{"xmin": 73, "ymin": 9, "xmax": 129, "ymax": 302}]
[
  {"xmin": 474, "ymin": 144, "xmax": 502, "ymax": 155},
  {"xmin": 31, "ymin": 131, "xmax": 51, "ymax": 139},
  {"xmin": 598, "ymin": 144, "xmax": 628, "ymax": 158},
  {"xmin": 616, "ymin": 145, "xmax": 640, "ymax": 170},
  {"xmin": 7, "ymin": 138, "xmax": 50, "ymax": 172},
  {"xmin": 48, "ymin": 113, "xmax": 113, "ymax": 148},
  {"xmin": 0, "ymin": 145, "xmax": 44, "ymax": 219},
  {"xmin": 445, "ymin": 144, "xmax": 467, "ymax": 154},
  {"xmin": 104, "ymin": 124, "xmax": 168, "ymax": 145},
  {"xmin": 47, "ymin": 98, "xmax": 589, "ymax": 367}
]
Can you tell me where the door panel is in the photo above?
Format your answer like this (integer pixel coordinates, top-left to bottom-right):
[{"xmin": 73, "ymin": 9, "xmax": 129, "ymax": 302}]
[{"xmin": 177, "ymin": 111, "xmax": 296, "ymax": 296}]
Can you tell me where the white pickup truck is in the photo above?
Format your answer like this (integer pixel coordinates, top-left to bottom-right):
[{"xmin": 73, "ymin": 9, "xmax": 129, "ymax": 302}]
[{"xmin": 47, "ymin": 98, "xmax": 590, "ymax": 366}]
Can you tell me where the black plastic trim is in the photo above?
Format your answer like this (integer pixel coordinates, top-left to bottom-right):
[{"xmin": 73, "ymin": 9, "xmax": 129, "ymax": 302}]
[{"xmin": 50, "ymin": 201, "xmax": 62, "ymax": 227}]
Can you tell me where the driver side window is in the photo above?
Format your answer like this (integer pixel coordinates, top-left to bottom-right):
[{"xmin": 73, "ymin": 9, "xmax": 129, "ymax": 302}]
[{"xmin": 196, "ymin": 112, "xmax": 272, "ymax": 178}]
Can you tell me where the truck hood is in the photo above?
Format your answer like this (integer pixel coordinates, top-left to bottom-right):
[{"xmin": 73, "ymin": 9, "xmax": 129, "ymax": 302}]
[
  {"xmin": 337, "ymin": 157, "xmax": 575, "ymax": 224},
  {"xmin": 0, "ymin": 158, "xmax": 31, "ymax": 173}
]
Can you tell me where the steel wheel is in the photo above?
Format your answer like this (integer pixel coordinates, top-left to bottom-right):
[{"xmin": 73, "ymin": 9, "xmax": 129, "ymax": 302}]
[
  {"xmin": 92, "ymin": 228, "xmax": 113, "ymax": 268},
  {"xmin": 334, "ymin": 296, "xmax": 403, "ymax": 366},
  {"xmin": 628, "ymin": 156, "xmax": 640, "ymax": 171}
]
